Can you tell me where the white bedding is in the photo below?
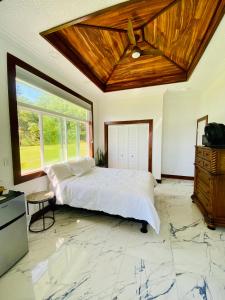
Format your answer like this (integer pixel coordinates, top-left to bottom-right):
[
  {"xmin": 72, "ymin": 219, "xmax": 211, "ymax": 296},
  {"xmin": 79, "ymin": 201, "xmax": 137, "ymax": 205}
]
[{"xmin": 54, "ymin": 167, "xmax": 160, "ymax": 233}]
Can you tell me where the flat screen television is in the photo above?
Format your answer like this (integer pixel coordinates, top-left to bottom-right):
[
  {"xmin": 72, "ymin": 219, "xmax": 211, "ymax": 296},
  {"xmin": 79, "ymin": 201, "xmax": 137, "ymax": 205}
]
[{"xmin": 202, "ymin": 122, "xmax": 225, "ymax": 147}]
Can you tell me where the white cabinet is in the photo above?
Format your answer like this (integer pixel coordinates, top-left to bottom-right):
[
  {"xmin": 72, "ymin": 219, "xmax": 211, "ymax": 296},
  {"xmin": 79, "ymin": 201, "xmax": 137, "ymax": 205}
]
[{"xmin": 108, "ymin": 123, "xmax": 149, "ymax": 171}]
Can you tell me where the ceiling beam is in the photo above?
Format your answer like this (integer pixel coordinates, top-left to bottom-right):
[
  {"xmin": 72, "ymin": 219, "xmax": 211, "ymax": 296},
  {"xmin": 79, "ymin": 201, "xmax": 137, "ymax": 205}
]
[{"xmin": 75, "ymin": 23, "xmax": 126, "ymax": 33}]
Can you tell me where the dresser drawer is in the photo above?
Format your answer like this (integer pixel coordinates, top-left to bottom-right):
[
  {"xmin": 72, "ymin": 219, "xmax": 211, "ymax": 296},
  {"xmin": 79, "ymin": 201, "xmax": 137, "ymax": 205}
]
[
  {"xmin": 195, "ymin": 150, "xmax": 216, "ymax": 173},
  {"xmin": 196, "ymin": 166, "xmax": 211, "ymax": 186},
  {"xmin": 202, "ymin": 148, "xmax": 212, "ymax": 162},
  {"xmin": 196, "ymin": 188, "xmax": 212, "ymax": 213},
  {"xmin": 203, "ymin": 160, "xmax": 211, "ymax": 172},
  {"xmin": 196, "ymin": 178, "xmax": 211, "ymax": 198},
  {"xmin": 196, "ymin": 157, "xmax": 204, "ymax": 168},
  {"xmin": 195, "ymin": 157, "xmax": 212, "ymax": 172},
  {"xmin": 196, "ymin": 147, "xmax": 212, "ymax": 161}
]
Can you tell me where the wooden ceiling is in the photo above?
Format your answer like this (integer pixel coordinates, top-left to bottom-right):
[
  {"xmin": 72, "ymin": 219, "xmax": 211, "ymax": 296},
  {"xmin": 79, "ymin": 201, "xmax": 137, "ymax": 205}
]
[{"xmin": 41, "ymin": 0, "xmax": 225, "ymax": 92}]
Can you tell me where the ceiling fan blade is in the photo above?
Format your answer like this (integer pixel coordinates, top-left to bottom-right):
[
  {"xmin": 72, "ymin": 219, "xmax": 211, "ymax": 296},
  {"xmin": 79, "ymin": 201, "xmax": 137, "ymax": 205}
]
[
  {"xmin": 127, "ymin": 19, "xmax": 136, "ymax": 45},
  {"xmin": 141, "ymin": 48, "xmax": 162, "ymax": 56}
]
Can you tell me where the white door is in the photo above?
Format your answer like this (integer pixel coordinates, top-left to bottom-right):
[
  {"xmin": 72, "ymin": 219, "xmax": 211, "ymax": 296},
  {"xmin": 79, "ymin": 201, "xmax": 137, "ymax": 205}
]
[
  {"xmin": 128, "ymin": 125, "xmax": 138, "ymax": 169},
  {"xmin": 108, "ymin": 123, "xmax": 149, "ymax": 171},
  {"xmin": 137, "ymin": 124, "xmax": 149, "ymax": 171},
  {"xmin": 118, "ymin": 125, "xmax": 128, "ymax": 169},
  {"xmin": 108, "ymin": 125, "xmax": 118, "ymax": 168}
]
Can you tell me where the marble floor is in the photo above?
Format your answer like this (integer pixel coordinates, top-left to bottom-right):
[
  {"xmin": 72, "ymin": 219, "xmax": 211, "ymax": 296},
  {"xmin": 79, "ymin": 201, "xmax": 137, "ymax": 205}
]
[{"xmin": 0, "ymin": 179, "xmax": 225, "ymax": 300}]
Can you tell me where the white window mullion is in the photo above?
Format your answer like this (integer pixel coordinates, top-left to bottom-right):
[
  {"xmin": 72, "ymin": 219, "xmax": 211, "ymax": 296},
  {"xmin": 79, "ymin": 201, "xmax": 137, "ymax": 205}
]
[
  {"xmin": 17, "ymin": 101, "xmax": 89, "ymax": 123},
  {"xmin": 59, "ymin": 117, "xmax": 64, "ymax": 161},
  {"xmin": 76, "ymin": 122, "xmax": 80, "ymax": 157},
  {"xmin": 86, "ymin": 122, "xmax": 90, "ymax": 156},
  {"xmin": 39, "ymin": 113, "xmax": 44, "ymax": 167},
  {"xmin": 63, "ymin": 118, "xmax": 68, "ymax": 161}
]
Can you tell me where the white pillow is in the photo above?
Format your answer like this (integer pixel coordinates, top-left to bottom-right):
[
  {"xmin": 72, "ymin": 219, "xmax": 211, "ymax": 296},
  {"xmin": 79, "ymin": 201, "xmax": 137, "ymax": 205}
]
[
  {"xmin": 67, "ymin": 158, "xmax": 93, "ymax": 176},
  {"xmin": 44, "ymin": 162, "xmax": 73, "ymax": 187}
]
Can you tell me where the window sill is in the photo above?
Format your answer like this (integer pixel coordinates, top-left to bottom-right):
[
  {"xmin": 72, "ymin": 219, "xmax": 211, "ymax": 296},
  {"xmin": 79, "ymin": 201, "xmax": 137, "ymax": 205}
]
[{"xmin": 14, "ymin": 170, "xmax": 46, "ymax": 185}]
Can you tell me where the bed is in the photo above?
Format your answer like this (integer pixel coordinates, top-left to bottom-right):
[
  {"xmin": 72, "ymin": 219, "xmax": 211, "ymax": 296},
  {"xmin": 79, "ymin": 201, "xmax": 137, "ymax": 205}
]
[{"xmin": 45, "ymin": 159, "xmax": 160, "ymax": 234}]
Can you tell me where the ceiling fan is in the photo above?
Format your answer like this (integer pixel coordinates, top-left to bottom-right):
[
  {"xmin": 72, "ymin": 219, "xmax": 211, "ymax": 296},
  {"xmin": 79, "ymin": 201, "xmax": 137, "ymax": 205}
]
[{"xmin": 127, "ymin": 19, "xmax": 162, "ymax": 59}]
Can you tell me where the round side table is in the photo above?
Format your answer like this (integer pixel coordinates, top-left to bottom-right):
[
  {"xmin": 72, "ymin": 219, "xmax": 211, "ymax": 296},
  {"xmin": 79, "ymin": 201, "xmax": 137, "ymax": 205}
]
[{"xmin": 26, "ymin": 191, "xmax": 55, "ymax": 233}]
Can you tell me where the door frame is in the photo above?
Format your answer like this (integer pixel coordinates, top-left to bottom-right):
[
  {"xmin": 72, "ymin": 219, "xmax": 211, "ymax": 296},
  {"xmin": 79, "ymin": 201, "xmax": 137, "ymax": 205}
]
[
  {"xmin": 196, "ymin": 115, "xmax": 208, "ymax": 146},
  {"xmin": 104, "ymin": 119, "xmax": 153, "ymax": 172}
]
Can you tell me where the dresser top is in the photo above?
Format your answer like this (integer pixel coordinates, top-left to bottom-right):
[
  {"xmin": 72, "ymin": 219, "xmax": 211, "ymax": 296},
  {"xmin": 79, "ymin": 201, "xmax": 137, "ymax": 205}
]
[{"xmin": 196, "ymin": 146, "xmax": 225, "ymax": 151}]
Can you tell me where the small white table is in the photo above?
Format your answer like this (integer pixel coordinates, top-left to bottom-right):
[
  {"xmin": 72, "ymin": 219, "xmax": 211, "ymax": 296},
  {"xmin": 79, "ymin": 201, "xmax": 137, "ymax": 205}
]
[{"xmin": 26, "ymin": 191, "xmax": 55, "ymax": 233}]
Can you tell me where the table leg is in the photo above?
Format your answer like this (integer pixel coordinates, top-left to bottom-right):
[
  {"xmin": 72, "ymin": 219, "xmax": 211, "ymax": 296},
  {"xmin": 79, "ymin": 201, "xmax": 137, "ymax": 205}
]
[{"xmin": 42, "ymin": 202, "xmax": 45, "ymax": 230}]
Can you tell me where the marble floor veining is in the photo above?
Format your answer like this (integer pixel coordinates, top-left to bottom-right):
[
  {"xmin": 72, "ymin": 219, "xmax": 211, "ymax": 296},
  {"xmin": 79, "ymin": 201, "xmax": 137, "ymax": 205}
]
[{"xmin": 0, "ymin": 179, "xmax": 225, "ymax": 300}]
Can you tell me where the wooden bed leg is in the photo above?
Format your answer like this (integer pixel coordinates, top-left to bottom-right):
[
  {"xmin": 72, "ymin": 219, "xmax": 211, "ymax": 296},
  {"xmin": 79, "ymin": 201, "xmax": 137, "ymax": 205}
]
[{"xmin": 140, "ymin": 221, "xmax": 148, "ymax": 233}]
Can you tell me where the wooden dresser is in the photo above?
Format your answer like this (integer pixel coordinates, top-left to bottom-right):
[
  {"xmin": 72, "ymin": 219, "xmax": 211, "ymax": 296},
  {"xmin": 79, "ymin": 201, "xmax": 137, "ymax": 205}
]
[{"xmin": 192, "ymin": 146, "xmax": 225, "ymax": 229}]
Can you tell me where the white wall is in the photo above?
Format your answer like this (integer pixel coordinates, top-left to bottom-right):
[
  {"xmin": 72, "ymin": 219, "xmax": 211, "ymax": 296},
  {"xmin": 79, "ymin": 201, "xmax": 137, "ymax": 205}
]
[
  {"xmin": 162, "ymin": 90, "xmax": 200, "ymax": 177},
  {"xmin": 0, "ymin": 36, "xmax": 98, "ymax": 195},
  {"xmin": 1, "ymin": 32, "xmax": 224, "ymax": 189},
  {"xmin": 97, "ymin": 89, "xmax": 164, "ymax": 179},
  {"xmin": 198, "ymin": 72, "xmax": 225, "ymax": 123}
]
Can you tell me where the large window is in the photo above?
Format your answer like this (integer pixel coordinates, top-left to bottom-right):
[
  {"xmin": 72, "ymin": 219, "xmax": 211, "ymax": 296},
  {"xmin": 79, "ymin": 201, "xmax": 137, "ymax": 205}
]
[{"xmin": 7, "ymin": 54, "xmax": 93, "ymax": 184}]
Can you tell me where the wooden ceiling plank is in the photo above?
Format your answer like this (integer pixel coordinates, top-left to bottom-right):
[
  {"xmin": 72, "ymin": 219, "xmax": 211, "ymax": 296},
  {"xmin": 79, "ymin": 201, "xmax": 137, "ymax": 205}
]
[
  {"xmin": 41, "ymin": 0, "xmax": 171, "ymax": 36},
  {"xmin": 139, "ymin": 0, "xmax": 181, "ymax": 30},
  {"xmin": 187, "ymin": 0, "xmax": 225, "ymax": 79},
  {"xmin": 58, "ymin": 26, "xmax": 129, "ymax": 83},
  {"xmin": 40, "ymin": 0, "xmax": 140, "ymax": 36},
  {"xmin": 144, "ymin": 40, "xmax": 186, "ymax": 73},
  {"xmin": 106, "ymin": 44, "xmax": 131, "ymax": 84},
  {"xmin": 80, "ymin": 0, "xmax": 176, "ymax": 30},
  {"xmin": 45, "ymin": 32, "xmax": 106, "ymax": 91},
  {"xmin": 41, "ymin": 0, "xmax": 225, "ymax": 92},
  {"xmin": 108, "ymin": 54, "xmax": 185, "ymax": 85},
  {"xmin": 144, "ymin": 0, "xmax": 225, "ymax": 70},
  {"xmin": 105, "ymin": 73, "xmax": 187, "ymax": 92}
]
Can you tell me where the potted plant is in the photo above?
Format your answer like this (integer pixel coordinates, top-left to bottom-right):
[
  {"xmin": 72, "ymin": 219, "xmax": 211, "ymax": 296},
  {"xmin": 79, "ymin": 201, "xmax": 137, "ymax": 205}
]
[{"xmin": 95, "ymin": 148, "xmax": 106, "ymax": 167}]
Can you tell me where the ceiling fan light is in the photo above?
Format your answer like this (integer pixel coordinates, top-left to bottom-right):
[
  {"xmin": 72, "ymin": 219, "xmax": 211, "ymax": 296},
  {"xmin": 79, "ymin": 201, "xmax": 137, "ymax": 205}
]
[{"xmin": 131, "ymin": 47, "xmax": 141, "ymax": 59}]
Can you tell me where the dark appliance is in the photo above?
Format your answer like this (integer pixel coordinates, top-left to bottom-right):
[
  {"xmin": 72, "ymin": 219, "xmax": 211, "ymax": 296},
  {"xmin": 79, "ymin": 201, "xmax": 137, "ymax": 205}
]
[{"xmin": 202, "ymin": 122, "xmax": 225, "ymax": 147}]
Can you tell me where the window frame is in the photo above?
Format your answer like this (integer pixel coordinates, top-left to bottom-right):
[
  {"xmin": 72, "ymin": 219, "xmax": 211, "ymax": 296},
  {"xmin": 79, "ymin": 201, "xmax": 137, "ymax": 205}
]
[{"xmin": 7, "ymin": 53, "xmax": 94, "ymax": 185}]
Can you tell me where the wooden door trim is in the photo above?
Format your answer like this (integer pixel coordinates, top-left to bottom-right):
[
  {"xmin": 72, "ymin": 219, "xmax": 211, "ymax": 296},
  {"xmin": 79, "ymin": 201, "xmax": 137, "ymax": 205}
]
[
  {"xmin": 7, "ymin": 53, "xmax": 94, "ymax": 185},
  {"xmin": 104, "ymin": 119, "xmax": 153, "ymax": 172},
  {"xmin": 196, "ymin": 115, "xmax": 208, "ymax": 146}
]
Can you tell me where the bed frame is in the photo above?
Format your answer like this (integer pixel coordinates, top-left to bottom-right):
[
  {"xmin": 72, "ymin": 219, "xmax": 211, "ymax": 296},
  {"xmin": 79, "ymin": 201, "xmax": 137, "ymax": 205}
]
[{"xmin": 55, "ymin": 205, "xmax": 149, "ymax": 233}]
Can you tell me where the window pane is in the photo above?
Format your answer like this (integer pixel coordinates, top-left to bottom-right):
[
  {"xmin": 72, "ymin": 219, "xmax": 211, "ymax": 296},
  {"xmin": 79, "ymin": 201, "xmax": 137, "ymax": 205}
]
[
  {"xmin": 18, "ymin": 110, "xmax": 41, "ymax": 174},
  {"xmin": 79, "ymin": 123, "xmax": 89, "ymax": 157},
  {"xmin": 67, "ymin": 121, "xmax": 77, "ymax": 159},
  {"xmin": 16, "ymin": 80, "xmax": 88, "ymax": 121},
  {"xmin": 43, "ymin": 115, "xmax": 62, "ymax": 164}
]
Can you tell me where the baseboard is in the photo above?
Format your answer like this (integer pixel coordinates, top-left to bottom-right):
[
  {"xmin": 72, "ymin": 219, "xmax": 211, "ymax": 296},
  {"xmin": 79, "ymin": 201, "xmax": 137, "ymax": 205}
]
[{"xmin": 161, "ymin": 174, "xmax": 194, "ymax": 181}]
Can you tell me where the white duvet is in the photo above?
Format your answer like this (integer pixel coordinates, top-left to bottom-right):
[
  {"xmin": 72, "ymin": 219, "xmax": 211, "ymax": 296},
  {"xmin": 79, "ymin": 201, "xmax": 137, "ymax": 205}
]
[{"xmin": 54, "ymin": 167, "xmax": 160, "ymax": 233}]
